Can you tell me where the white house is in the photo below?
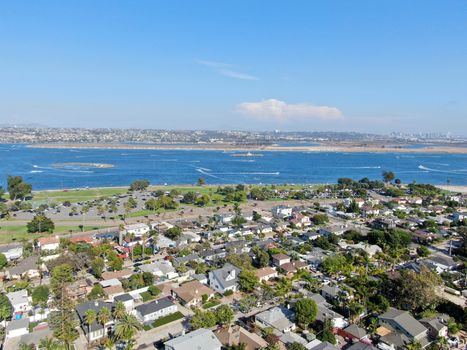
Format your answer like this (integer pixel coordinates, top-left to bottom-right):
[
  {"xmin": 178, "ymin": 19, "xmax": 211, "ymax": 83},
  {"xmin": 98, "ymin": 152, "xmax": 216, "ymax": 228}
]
[
  {"xmin": 138, "ymin": 261, "xmax": 178, "ymax": 280},
  {"xmin": 209, "ymin": 263, "xmax": 241, "ymax": 294},
  {"xmin": 272, "ymin": 205, "xmax": 293, "ymax": 219},
  {"xmin": 5, "ymin": 318, "xmax": 29, "ymax": 339},
  {"xmin": 37, "ymin": 236, "xmax": 60, "ymax": 251},
  {"xmin": 164, "ymin": 328, "xmax": 222, "ymax": 350},
  {"xmin": 0, "ymin": 243, "xmax": 23, "ymax": 261},
  {"xmin": 7, "ymin": 289, "xmax": 31, "ymax": 314},
  {"xmin": 134, "ymin": 297, "xmax": 177, "ymax": 324}
]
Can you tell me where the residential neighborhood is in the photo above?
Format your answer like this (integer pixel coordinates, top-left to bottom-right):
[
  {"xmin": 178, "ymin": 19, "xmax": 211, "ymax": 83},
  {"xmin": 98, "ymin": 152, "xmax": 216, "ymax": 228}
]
[{"xmin": 0, "ymin": 180, "xmax": 465, "ymax": 350}]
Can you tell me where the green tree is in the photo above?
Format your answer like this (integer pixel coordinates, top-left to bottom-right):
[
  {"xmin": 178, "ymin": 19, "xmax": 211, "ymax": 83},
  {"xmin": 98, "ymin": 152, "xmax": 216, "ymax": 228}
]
[
  {"xmin": 382, "ymin": 170, "xmax": 395, "ymax": 183},
  {"xmin": 91, "ymin": 257, "xmax": 105, "ymax": 278},
  {"xmin": 98, "ymin": 307, "xmax": 111, "ymax": 338},
  {"xmin": 312, "ymin": 214, "xmax": 329, "ymax": 225},
  {"xmin": 49, "ymin": 264, "xmax": 78, "ymax": 349},
  {"xmin": 7, "ymin": 175, "xmax": 32, "ymax": 200},
  {"xmin": 252, "ymin": 246, "xmax": 270, "ymax": 267},
  {"xmin": 0, "ymin": 253, "xmax": 7, "ymax": 269},
  {"xmin": 288, "ymin": 343, "xmax": 307, "ymax": 350},
  {"xmin": 84, "ymin": 309, "xmax": 97, "ymax": 342},
  {"xmin": 190, "ymin": 308, "xmax": 217, "ymax": 329},
  {"xmin": 165, "ymin": 226, "xmax": 182, "ymax": 240},
  {"xmin": 113, "ymin": 301, "xmax": 126, "ymax": 321},
  {"xmin": 0, "ymin": 294, "xmax": 12, "ymax": 322},
  {"xmin": 88, "ymin": 284, "xmax": 105, "ymax": 300},
  {"xmin": 238, "ymin": 269, "xmax": 259, "ymax": 292},
  {"xmin": 114, "ymin": 313, "xmax": 142, "ymax": 341},
  {"xmin": 197, "ymin": 177, "xmax": 206, "ymax": 186},
  {"xmin": 295, "ymin": 298, "xmax": 318, "ymax": 328},
  {"xmin": 32, "ymin": 285, "xmax": 49, "ymax": 308},
  {"xmin": 416, "ymin": 245, "xmax": 431, "ymax": 258},
  {"xmin": 27, "ymin": 214, "xmax": 55, "ymax": 233},
  {"xmin": 319, "ymin": 319, "xmax": 336, "ymax": 344},
  {"xmin": 215, "ymin": 305, "xmax": 234, "ymax": 325},
  {"xmin": 129, "ymin": 180, "xmax": 150, "ymax": 191}
]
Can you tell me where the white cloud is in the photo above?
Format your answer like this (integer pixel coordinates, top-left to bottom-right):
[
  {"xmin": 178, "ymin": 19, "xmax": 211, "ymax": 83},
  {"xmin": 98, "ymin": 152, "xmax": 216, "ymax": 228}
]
[
  {"xmin": 195, "ymin": 59, "xmax": 258, "ymax": 81},
  {"xmin": 236, "ymin": 99, "xmax": 343, "ymax": 121}
]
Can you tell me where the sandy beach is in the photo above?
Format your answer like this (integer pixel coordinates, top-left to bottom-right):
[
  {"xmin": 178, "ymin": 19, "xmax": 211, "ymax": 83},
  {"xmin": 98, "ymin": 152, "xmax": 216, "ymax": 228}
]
[{"xmin": 28, "ymin": 143, "xmax": 467, "ymax": 154}]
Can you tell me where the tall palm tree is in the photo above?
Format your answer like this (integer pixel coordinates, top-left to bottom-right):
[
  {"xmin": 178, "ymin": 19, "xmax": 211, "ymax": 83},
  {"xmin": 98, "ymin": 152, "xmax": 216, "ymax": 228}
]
[
  {"xmin": 98, "ymin": 307, "xmax": 112, "ymax": 339},
  {"xmin": 84, "ymin": 309, "xmax": 97, "ymax": 342},
  {"xmin": 39, "ymin": 337, "xmax": 65, "ymax": 350},
  {"xmin": 114, "ymin": 313, "xmax": 142, "ymax": 341},
  {"xmin": 113, "ymin": 301, "xmax": 126, "ymax": 321}
]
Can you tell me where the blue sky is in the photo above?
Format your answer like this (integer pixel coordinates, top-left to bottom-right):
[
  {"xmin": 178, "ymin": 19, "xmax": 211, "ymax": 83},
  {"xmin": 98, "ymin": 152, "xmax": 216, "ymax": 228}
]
[{"xmin": 0, "ymin": 1, "xmax": 466, "ymax": 134}]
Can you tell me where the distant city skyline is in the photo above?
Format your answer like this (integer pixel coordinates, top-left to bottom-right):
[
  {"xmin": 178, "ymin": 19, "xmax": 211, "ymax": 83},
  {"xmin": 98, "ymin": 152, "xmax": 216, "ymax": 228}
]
[{"xmin": 1, "ymin": 1, "xmax": 466, "ymax": 134}]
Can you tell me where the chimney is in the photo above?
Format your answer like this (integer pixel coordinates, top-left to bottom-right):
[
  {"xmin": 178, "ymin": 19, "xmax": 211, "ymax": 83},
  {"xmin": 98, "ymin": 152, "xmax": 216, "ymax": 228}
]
[{"xmin": 195, "ymin": 289, "xmax": 199, "ymax": 294}]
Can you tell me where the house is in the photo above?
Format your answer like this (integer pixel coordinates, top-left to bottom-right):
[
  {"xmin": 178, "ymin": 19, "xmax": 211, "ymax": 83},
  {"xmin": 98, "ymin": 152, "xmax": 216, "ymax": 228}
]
[
  {"xmin": 280, "ymin": 332, "xmax": 308, "ymax": 347},
  {"xmin": 291, "ymin": 213, "xmax": 311, "ymax": 228},
  {"xmin": 7, "ymin": 289, "xmax": 31, "ymax": 315},
  {"xmin": 311, "ymin": 293, "xmax": 348, "ymax": 329},
  {"xmin": 371, "ymin": 218, "xmax": 397, "ymax": 230},
  {"xmin": 101, "ymin": 269, "xmax": 133, "ymax": 280},
  {"xmin": 379, "ymin": 308, "xmax": 428, "ymax": 345},
  {"xmin": 5, "ymin": 318, "xmax": 29, "ymax": 339},
  {"xmin": 134, "ymin": 296, "xmax": 177, "ymax": 324},
  {"xmin": 76, "ymin": 300, "xmax": 115, "ymax": 342},
  {"xmin": 272, "ymin": 205, "xmax": 293, "ymax": 219},
  {"xmin": 172, "ymin": 280, "xmax": 215, "ymax": 307},
  {"xmin": 164, "ymin": 328, "xmax": 222, "ymax": 350},
  {"xmin": 255, "ymin": 267, "xmax": 278, "ymax": 282},
  {"xmin": 0, "ymin": 243, "xmax": 23, "ymax": 261},
  {"xmin": 200, "ymin": 248, "xmax": 226, "ymax": 262},
  {"xmin": 280, "ymin": 260, "xmax": 309, "ymax": 275},
  {"xmin": 255, "ymin": 306, "xmax": 296, "ymax": 333},
  {"xmin": 19, "ymin": 326, "xmax": 53, "ymax": 349},
  {"xmin": 139, "ymin": 261, "xmax": 178, "ymax": 280},
  {"xmin": 419, "ymin": 315, "xmax": 449, "ymax": 339},
  {"xmin": 215, "ymin": 325, "xmax": 268, "ymax": 350},
  {"xmin": 319, "ymin": 225, "xmax": 347, "ymax": 236},
  {"xmin": 104, "ymin": 285, "xmax": 125, "ymax": 299},
  {"xmin": 172, "ymin": 253, "xmax": 201, "ymax": 268},
  {"xmin": 156, "ymin": 235, "xmax": 176, "ymax": 250},
  {"xmin": 452, "ymin": 211, "xmax": 466, "ymax": 221},
  {"xmin": 309, "ymin": 341, "xmax": 341, "ymax": 350},
  {"xmin": 119, "ymin": 223, "xmax": 150, "ymax": 244},
  {"xmin": 339, "ymin": 324, "xmax": 370, "ymax": 343},
  {"xmin": 208, "ymin": 263, "xmax": 241, "ymax": 294},
  {"xmin": 37, "ymin": 236, "xmax": 60, "ymax": 251},
  {"xmin": 66, "ymin": 279, "xmax": 92, "ymax": 301},
  {"xmin": 6, "ymin": 255, "xmax": 43, "ymax": 280},
  {"xmin": 114, "ymin": 293, "xmax": 135, "ymax": 311},
  {"xmin": 271, "ymin": 253, "xmax": 291, "ymax": 267},
  {"xmin": 302, "ymin": 231, "xmax": 321, "ymax": 241},
  {"xmin": 361, "ymin": 206, "xmax": 380, "ymax": 217}
]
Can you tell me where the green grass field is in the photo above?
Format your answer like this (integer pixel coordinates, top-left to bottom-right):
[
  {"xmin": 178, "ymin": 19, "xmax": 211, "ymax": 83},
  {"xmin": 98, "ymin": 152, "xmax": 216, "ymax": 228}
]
[
  {"xmin": 31, "ymin": 187, "xmax": 129, "ymax": 205},
  {"xmin": 0, "ymin": 225, "xmax": 112, "ymax": 244}
]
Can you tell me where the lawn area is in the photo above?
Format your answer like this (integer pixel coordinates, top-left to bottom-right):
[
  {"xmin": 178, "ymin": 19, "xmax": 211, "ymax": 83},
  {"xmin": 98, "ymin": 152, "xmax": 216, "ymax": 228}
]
[
  {"xmin": 151, "ymin": 312, "xmax": 184, "ymax": 328},
  {"xmin": 31, "ymin": 187, "xmax": 129, "ymax": 205},
  {"xmin": 0, "ymin": 225, "xmax": 112, "ymax": 244},
  {"xmin": 140, "ymin": 291, "xmax": 156, "ymax": 302},
  {"xmin": 202, "ymin": 299, "xmax": 221, "ymax": 309}
]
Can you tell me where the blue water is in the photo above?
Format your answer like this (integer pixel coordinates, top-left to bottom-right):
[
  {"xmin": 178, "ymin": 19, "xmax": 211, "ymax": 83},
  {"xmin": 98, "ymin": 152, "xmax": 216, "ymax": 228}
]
[{"xmin": 0, "ymin": 144, "xmax": 466, "ymax": 189}]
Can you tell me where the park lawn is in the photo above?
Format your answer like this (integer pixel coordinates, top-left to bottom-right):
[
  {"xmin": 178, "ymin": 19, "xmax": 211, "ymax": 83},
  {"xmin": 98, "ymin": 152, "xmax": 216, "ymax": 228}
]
[
  {"xmin": 0, "ymin": 225, "xmax": 111, "ymax": 244},
  {"xmin": 31, "ymin": 187, "xmax": 129, "ymax": 205}
]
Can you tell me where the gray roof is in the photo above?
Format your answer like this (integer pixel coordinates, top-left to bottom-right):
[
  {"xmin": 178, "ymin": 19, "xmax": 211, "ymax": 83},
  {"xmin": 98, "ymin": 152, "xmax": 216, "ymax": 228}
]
[
  {"xmin": 135, "ymin": 296, "xmax": 174, "ymax": 316},
  {"xmin": 20, "ymin": 327, "xmax": 52, "ymax": 346},
  {"xmin": 346, "ymin": 343, "xmax": 377, "ymax": 350},
  {"xmin": 114, "ymin": 293, "xmax": 133, "ymax": 302},
  {"xmin": 255, "ymin": 306, "xmax": 295, "ymax": 332},
  {"xmin": 173, "ymin": 253, "xmax": 200, "ymax": 267},
  {"xmin": 309, "ymin": 341, "xmax": 340, "ymax": 350},
  {"xmin": 164, "ymin": 328, "xmax": 222, "ymax": 350},
  {"xmin": 75, "ymin": 300, "xmax": 114, "ymax": 333},
  {"xmin": 0, "ymin": 243, "xmax": 22, "ymax": 252},
  {"xmin": 6, "ymin": 317, "xmax": 29, "ymax": 332},
  {"xmin": 379, "ymin": 308, "xmax": 427, "ymax": 338},
  {"xmin": 344, "ymin": 324, "xmax": 367, "ymax": 339},
  {"xmin": 8, "ymin": 255, "xmax": 39, "ymax": 275},
  {"xmin": 210, "ymin": 263, "xmax": 241, "ymax": 290}
]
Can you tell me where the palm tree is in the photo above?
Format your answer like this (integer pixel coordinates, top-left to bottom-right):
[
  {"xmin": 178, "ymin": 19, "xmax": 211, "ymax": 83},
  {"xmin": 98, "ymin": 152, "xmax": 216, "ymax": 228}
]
[
  {"xmin": 98, "ymin": 307, "xmax": 112, "ymax": 339},
  {"xmin": 113, "ymin": 301, "xmax": 126, "ymax": 321},
  {"xmin": 84, "ymin": 309, "xmax": 97, "ymax": 342},
  {"xmin": 436, "ymin": 337, "xmax": 449, "ymax": 350},
  {"xmin": 39, "ymin": 337, "xmax": 65, "ymax": 350},
  {"xmin": 124, "ymin": 339, "xmax": 136, "ymax": 350},
  {"xmin": 114, "ymin": 313, "xmax": 143, "ymax": 341}
]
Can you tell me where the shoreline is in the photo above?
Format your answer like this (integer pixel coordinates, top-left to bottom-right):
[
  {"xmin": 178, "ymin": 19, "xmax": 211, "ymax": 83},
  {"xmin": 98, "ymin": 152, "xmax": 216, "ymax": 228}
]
[
  {"xmin": 27, "ymin": 143, "xmax": 467, "ymax": 154},
  {"xmin": 28, "ymin": 183, "xmax": 467, "ymax": 194}
]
